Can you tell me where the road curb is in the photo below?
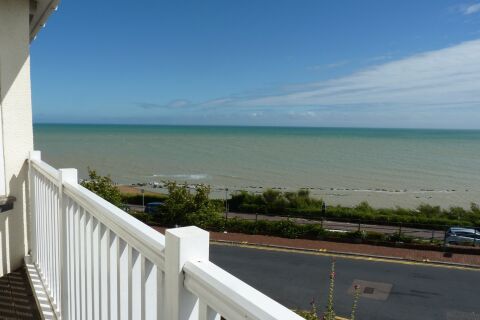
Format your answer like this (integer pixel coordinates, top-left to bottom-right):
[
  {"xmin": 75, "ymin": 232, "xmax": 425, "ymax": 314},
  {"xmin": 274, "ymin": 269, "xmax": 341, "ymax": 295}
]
[{"xmin": 211, "ymin": 239, "xmax": 480, "ymax": 270}]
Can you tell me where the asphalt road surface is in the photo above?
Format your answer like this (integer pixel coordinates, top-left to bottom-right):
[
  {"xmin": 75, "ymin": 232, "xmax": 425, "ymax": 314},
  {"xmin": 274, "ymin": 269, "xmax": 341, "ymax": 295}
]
[{"xmin": 210, "ymin": 244, "xmax": 480, "ymax": 320}]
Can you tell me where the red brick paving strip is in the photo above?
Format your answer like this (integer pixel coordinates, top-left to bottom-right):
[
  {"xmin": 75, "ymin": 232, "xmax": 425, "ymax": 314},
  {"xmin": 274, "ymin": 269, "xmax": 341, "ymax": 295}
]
[{"xmin": 151, "ymin": 226, "xmax": 480, "ymax": 267}]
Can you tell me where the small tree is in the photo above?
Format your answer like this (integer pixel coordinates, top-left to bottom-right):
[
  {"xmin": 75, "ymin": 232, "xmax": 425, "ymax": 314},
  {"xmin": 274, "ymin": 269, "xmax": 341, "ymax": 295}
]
[
  {"xmin": 81, "ymin": 168, "xmax": 123, "ymax": 207},
  {"xmin": 160, "ymin": 181, "xmax": 221, "ymax": 228},
  {"xmin": 471, "ymin": 202, "xmax": 480, "ymax": 214}
]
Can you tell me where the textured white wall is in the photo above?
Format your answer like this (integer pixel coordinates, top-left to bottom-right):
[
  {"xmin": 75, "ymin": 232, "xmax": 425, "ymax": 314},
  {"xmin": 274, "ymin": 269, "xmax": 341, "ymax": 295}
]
[{"xmin": 0, "ymin": 0, "xmax": 34, "ymax": 276}]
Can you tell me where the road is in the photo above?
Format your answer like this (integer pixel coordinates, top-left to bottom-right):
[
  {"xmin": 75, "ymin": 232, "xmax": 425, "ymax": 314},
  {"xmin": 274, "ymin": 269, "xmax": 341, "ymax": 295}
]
[
  {"xmin": 210, "ymin": 244, "xmax": 480, "ymax": 320},
  {"xmin": 227, "ymin": 212, "xmax": 446, "ymax": 240}
]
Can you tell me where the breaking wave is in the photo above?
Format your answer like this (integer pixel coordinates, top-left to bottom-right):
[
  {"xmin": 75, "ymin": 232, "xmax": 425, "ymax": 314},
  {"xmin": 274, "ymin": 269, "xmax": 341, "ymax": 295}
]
[{"xmin": 151, "ymin": 174, "xmax": 210, "ymax": 180}]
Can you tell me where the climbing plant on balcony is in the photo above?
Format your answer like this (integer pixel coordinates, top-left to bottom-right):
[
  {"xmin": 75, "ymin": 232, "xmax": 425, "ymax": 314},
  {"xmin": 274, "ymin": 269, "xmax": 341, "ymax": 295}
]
[{"xmin": 295, "ymin": 259, "xmax": 361, "ymax": 320}]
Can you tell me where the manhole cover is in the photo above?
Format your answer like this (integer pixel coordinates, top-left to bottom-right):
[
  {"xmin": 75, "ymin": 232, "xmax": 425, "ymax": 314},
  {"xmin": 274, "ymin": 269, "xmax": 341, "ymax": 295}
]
[
  {"xmin": 363, "ymin": 287, "xmax": 375, "ymax": 294},
  {"xmin": 348, "ymin": 280, "xmax": 393, "ymax": 301}
]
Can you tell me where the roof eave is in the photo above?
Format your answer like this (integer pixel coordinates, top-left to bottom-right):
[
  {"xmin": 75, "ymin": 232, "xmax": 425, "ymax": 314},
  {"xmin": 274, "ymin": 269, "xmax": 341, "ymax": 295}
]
[{"xmin": 29, "ymin": 0, "xmax": 61, "ymax": 42}]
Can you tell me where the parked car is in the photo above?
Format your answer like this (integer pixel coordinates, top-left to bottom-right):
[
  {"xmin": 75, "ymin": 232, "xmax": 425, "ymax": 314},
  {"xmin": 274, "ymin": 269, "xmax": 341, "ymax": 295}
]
[
  {"xmin": 144, "ymin": 202, "xmax": 165, "ymax": 215},
  {"xmin": 445, "ymin": 227, "xmax": 480, "ymax": 246}
]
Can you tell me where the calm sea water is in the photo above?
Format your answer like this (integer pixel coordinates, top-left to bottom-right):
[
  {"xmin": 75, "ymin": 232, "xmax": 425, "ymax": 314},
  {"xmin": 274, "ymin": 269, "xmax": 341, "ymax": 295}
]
[{"xmin": 34, "ymin": 124, "xmax": 480, "ymax": 208}]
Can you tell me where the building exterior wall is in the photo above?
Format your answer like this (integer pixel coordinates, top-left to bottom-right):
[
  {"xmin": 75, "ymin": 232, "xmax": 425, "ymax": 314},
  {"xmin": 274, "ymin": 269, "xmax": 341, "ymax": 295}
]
[{"xmin": 0, "ymin": 0, "xmax": 34, "ymax": 276}]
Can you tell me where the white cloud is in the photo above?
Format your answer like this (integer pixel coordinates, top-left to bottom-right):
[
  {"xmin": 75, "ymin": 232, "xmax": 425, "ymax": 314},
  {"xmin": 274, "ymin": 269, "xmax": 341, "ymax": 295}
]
[
  {"xmin": 168, "ymin": 99, "xmax": 190, "ymax": 108},
  {"xmin": 462, "ymin": 3, "xmax": 480, "ymax": 15},
  {"xmin": 147, "ymin": 39, "xmax": 480, "ymax": 128},
  {"xmin": 249, "ymin": 111, "xmax": 264, "ymax": 118},
  {"xmin": 288, "ymin": 111, "xmax": 317, "ymax": 118},
  {"xmin": 137, "ymin": 99, "xmax": 191, "ymax": 109},
  {"xmin": 212, "ymin": 39, "xmax": 480, "ymax": 111},
  {"xmin": 307, "ymin": 60, "xmax": 350, "ymax": 71}
]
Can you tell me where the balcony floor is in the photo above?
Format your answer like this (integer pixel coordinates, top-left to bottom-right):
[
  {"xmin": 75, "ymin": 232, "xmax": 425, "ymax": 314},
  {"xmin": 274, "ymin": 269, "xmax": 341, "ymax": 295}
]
[{"xmin": 0, "ymin": 267, "xmax": 40, "ymax": 319}]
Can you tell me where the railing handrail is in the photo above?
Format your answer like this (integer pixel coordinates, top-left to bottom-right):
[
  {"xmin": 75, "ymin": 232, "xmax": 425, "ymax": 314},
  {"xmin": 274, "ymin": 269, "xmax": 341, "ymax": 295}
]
[
  {"xmin": 184, "ymin": 260, "xmax": 304, "ymax": 320},
  {"xmin": 30, "ymin": 157, "xmax": 61, "ymax": 185},
  {"xmin": 30, "ymin": 158, "xmax": 166, "ymax": 269},
  {"xmin": 63, "ymin": 180, "xmax": 166, "ymax": 268},
  {"xmin": 30, "ymin": 154, "xmax": 305, "ymax": 320}
]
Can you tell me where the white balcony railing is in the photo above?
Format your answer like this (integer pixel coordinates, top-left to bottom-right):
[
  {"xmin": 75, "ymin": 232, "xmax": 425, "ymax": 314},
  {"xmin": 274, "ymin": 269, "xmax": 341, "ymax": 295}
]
[{"xmin": 27, "ymin": 151, "xmax": 304, "ymax": 320}]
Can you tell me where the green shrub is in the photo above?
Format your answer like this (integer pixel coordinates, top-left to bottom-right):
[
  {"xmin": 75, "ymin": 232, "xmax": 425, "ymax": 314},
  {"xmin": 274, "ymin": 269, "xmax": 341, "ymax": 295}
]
[
  {"xmin": 239, "ymin": 203, "xmax": 263, "ymax": 214},
  {"xmin": 364, "ymin": 231, "xmax": 387, "ymax": 242},
  {"xmin": 121, "ymin": 193, "xmax": 167, "ymax": 205},
  {"xmin": 347, "ymin": 230, "xmax": 367, "ymax": 240},
  {"xmin": 297, "ymin": 224, "xmax": 326, "ymax": 240},
  {"xmin": 225, "ymin": 218, "xmax": 255, "ymax": 234},
  {"xmin": 388, "ymin": 232, "xmax": 414, "ymax": 243},
  {"xmin": 156, "ymin": 181, "xmax": 222, "ymax": 228},
  {"xmin": 129, "ymin": 212, "xmax": 150, "ymax": 223},
  {"xmin": 355, "ymin": 201, "xmax": 374, "ymax": 213},
  {"xmin": 268, "ymin": 220, "xmax": 300, "ymax": 238},
  {"xmin": 81, "ymin": 168, "xmax": 123, "ymax": 207},
  {"xmin": 229, "ymin": 188, "xmax": 325, "ymax": 216}
]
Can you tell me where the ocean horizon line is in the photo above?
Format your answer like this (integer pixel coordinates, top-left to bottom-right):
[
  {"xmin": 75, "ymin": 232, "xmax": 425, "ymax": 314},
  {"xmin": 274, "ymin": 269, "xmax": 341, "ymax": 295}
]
[{"xmin": 32, "ymin": 122, "xmax": 480, "ymax": 132}]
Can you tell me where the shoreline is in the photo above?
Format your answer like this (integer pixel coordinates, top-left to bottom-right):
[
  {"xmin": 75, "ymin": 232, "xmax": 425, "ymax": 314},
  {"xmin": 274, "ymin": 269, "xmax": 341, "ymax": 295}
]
[{"xmin": 118, "ymin": 183, "xmax": 480, "ymax": 210}]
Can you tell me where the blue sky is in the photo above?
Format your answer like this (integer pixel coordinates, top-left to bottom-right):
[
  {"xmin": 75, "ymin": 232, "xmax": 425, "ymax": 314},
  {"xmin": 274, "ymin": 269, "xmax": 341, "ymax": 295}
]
[{"xmin": 31, "ymin": 0, "xmax": 480, "ymax": 128}]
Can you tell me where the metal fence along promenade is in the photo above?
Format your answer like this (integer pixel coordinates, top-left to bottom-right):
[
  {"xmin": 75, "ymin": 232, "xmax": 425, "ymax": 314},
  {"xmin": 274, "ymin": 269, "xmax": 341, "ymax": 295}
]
[{"xmin": 226, "ymin": 212, "xmax": 448, "ymax": 242}]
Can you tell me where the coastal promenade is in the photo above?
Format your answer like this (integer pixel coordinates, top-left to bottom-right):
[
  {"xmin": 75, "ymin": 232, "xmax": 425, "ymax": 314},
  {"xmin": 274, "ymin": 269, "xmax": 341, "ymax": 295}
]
[
  {"xmin": 227, "ymin": 212, "xmax": 447, "ymax": 241},
  {"xmin": 128, "ymin": 202, "xmax": 449, "ymax": 241}
]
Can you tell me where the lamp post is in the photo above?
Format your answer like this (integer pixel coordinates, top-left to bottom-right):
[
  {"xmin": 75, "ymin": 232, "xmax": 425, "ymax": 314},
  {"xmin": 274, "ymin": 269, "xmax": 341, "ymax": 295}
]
[{"xmin": 224, "ymin": 188, "xmax": 229, "ymax": 232}]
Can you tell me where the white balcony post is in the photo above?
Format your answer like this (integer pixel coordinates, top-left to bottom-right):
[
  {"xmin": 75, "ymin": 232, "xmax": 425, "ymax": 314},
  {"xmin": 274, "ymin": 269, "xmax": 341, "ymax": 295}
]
[
  {"xmin": 59, "ymin": 168, "xmax": 78, "ymax": 318},
  {"xmin": 28, "ymin": 151, "xmax": 41, "ymax": 261},
  {"xmin": 165, "ymin": 226, "xmax": 215, "ymax": 320}
]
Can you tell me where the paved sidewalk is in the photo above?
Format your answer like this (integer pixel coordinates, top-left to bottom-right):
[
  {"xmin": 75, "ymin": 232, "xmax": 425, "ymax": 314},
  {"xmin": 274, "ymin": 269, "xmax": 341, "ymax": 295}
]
[{"xmin": 152, "ymin": 226, "xmax": 480, "ymax": 267}]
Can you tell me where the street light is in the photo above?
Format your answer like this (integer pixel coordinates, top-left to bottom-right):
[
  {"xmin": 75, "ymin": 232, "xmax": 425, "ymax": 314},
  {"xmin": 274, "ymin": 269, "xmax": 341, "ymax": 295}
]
[
  {"xmin": 225, "ymin": 187, "xmax": 229, "ymax": 213},
  {"xmin": 224, "ymin": 187, "xmax": 229, "ymax": 233}
]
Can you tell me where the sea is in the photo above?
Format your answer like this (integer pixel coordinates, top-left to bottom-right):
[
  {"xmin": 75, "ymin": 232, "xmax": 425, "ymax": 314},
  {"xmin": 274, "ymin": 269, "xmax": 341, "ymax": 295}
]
[{"xmin": 34, "ymin": 124, "xmax": 480, "ymax": 209}]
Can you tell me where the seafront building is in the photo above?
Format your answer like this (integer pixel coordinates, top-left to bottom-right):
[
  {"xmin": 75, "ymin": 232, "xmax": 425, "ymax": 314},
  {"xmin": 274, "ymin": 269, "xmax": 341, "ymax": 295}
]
[{"xmin": 0, "ymin": 1, "xmax": 303, "ymax": 318}]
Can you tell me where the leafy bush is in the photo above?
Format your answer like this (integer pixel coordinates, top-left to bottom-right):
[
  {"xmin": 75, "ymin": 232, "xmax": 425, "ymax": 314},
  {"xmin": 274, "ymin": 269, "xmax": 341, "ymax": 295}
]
[
  {"xmin": 121, "ymin": 193, "xmax": 167, "ymax": 205},
  {"xmin": 363, "ymin": 231, "xmax": 387, "ymax": 242},
  {"xmin": 155, "ymin": 181, "xmax": 222, "ymax": 229},
  {"xmin": 81, "ymin": 168, "xmax": 123, "ymax": 207},
  {"xmin": 229, "ymin": 188, "xmax": 325, "ymax": 215},
  {"xmin": 387, "ymin": 232, "xmax": 414, "ymax": 243},
  {"xmin": 347, "ymin": 230, "xmax": 367, "ymax": 240},
  {"xmin": 129, "ymin": 212, "xmax": 150, "ymax": 223},
  {"xmin": 223, "ymin": 218, "xmax": 327, "ymax": 239}
]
